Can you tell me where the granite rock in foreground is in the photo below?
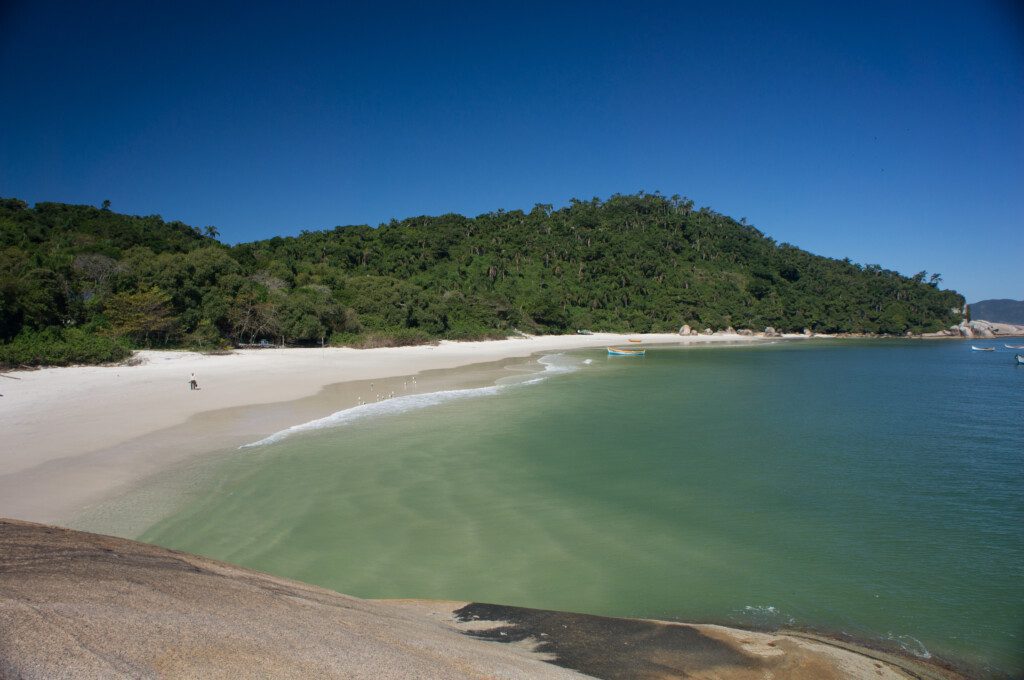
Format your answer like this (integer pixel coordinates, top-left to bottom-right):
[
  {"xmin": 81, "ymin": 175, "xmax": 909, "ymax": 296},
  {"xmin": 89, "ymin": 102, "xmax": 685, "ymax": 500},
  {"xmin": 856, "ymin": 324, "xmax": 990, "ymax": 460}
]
[{"xmin": 0, "ymin": 519, "xmax": 962, "ymax": 679}]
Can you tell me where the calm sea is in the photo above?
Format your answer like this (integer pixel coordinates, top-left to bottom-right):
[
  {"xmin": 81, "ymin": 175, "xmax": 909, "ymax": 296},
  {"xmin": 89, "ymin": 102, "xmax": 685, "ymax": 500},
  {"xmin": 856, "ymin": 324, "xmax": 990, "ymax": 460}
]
[{"xmin": 136, "ymin": 340, "xmax": 1023, "ymax": 676}]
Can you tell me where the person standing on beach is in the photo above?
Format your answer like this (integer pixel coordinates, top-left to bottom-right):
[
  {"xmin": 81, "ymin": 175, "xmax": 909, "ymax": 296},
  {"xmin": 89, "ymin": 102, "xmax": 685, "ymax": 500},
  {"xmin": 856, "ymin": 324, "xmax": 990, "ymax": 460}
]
[{"xmin": 189, "ymin": 372, "xmax": 198, "ymax": 390}]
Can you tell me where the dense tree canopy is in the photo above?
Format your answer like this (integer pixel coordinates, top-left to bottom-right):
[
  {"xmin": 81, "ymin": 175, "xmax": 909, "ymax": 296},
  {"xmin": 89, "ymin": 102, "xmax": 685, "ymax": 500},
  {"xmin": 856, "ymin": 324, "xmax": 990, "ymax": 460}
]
[{"xmin": 0, "ymin": 193, "xmax": 964, "ymax": 365}]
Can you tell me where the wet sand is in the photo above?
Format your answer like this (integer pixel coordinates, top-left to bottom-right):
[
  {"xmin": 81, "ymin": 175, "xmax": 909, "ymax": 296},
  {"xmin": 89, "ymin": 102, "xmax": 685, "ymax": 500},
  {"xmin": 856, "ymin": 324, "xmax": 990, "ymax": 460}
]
[{"xmin": 0, "ymin": 333, "xmax": 777, "ymax": 525}]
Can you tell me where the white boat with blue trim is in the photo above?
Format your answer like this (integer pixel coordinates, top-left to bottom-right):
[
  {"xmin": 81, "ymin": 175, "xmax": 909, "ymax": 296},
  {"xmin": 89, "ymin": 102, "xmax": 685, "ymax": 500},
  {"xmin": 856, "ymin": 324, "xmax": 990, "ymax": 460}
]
[{"xmin": 607, "ymin": 346, "xmax": 646, "ymax": 356}]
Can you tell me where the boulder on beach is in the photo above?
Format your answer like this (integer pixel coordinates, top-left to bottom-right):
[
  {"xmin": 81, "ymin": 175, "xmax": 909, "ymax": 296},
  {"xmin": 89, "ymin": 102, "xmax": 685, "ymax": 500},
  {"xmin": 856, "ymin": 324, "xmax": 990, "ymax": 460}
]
[
  {"xmin": 679, "ymin": 324, "xmax": 692, "ymax": 336},
  {"xmin": 763, "ymin": 327, "xmax": 780, "ymax": 337}
]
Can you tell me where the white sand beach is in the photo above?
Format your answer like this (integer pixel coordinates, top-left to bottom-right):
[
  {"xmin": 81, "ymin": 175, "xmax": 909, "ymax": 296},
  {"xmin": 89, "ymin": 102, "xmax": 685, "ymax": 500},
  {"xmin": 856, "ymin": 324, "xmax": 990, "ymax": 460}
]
[{"xmin": 0, "ymin": 332, "xmax": 784, "ymax": 525}]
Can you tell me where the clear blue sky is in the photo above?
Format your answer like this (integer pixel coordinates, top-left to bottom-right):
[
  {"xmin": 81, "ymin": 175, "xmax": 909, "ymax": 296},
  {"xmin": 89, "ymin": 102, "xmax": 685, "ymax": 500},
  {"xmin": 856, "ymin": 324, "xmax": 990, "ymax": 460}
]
[{"xmin": 1, "ymin": 1, "xmax": 1021, "ymax": 302}]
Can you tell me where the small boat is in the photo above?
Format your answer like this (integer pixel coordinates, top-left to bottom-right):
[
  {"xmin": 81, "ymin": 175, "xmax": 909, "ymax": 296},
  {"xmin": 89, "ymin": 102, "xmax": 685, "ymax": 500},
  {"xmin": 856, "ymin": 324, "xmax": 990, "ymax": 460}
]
[
  {"xmin": 576, "ymin": 329, "xmax": 593, "ymax": 335},
  {"xmin": 1017, "ymin": 354, "xmax": 1024, "ymax": 365},
  {"xmin": 628, "ymin": 338, "xmax": 642, "ymax": 343},
  {"xmin": 971, "ymin": 346, "xmax": 995, "ymax": 352},
  {"xmin": 608, "ymin": 346, "xmax": 646, "ymax": 356},
  {"xmin": 1005, "ymin": 344, "xmax": 1024, "ymax": 349}
]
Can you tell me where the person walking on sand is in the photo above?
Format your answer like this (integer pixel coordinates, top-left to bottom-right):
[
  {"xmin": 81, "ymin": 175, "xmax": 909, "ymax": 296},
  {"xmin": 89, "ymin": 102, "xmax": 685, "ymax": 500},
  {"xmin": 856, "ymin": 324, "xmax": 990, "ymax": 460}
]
[{"xmin": 189, "ymin": 372, "xmax": 198, "ymax": 390}]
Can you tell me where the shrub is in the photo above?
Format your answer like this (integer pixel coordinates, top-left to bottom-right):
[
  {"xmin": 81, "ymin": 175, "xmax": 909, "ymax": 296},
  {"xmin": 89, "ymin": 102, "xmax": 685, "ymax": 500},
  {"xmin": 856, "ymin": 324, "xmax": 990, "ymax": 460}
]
[
  {"xmin": 0, "ymin": 328, "xmax": 132, "ymax": 367},
  {"xmin": 443, "ymin": 326, "xmax": 509, "ymax": 341},
  {"xmin": 185, "ymin": 318, "xmax": 232, "ymax": 353},
  {"xmin": 330, "ymin": 329, "xmax": 436, "ymax": 348}
]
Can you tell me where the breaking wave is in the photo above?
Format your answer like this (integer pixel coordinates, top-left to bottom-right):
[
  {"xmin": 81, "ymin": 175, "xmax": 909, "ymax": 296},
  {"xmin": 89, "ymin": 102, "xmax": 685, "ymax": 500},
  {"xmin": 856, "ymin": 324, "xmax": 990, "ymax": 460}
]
[{"xmin": 241, "ymin": 353, "xmax": 585, "ymax": 448}]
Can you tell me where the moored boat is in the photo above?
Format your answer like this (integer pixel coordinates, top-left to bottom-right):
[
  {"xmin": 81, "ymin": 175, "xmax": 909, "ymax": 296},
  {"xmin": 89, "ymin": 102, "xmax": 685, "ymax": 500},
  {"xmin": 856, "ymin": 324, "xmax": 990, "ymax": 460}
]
[
  {"xmin": 608, "ymin": 346, "xmax": 646, "ymax": 356},
  {"xmin": 1004, "ymin": 344, "xmax": 1024, "ymax": 349},
  {"xmin": 971, "ymin": 346, "xmax": 995, "ymax": 352},
  {"xmin": 628, "ymin": 338, "xmax": 642, "ymax": 342},
  {"xmin": 1017, "ymin": 354, "xmax": 1024, "ymax": 365}
]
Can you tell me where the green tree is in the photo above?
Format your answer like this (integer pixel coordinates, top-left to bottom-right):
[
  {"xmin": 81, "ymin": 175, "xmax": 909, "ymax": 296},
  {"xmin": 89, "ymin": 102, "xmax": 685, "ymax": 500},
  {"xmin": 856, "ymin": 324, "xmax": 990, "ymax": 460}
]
[{"xmin": 104, "ymin": 287, "xmax": 177, "ymax": 345}]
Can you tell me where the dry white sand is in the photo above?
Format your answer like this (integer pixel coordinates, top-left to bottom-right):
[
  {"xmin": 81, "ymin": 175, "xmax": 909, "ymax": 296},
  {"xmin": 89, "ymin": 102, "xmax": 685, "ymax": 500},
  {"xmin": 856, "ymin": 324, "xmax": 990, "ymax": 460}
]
[{"xmin": 0, "ymin": 332, "xmax": 789, "ymax": 524}]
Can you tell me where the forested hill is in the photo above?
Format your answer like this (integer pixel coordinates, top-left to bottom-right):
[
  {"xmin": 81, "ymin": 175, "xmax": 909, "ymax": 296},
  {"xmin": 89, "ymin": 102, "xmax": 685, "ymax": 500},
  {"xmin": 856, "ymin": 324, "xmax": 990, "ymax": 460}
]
[
  {"xmin": 968, "ymin": 299, "xmax": 1024, "ymax": 325},
  {"xmin": 1, "ymin": 194, "xmax": 964, "ymax": 365}
]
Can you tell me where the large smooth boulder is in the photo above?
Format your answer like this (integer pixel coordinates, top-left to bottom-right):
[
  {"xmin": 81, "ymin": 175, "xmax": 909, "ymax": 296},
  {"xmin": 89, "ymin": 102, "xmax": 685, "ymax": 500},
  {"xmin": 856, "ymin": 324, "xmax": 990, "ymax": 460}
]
[
  {"xmin": 969, "ymin": 321, "xmax": 996, "ymax": 338},
  {"xmin": 0, "ymin": 519, "xmax": 947, "ymax": 680}
]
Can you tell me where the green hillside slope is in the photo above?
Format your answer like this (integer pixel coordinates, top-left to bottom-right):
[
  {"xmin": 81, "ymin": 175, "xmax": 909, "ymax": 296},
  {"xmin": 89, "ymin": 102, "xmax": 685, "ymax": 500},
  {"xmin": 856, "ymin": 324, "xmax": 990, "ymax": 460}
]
[
  {"xmin": 969, "ymin": 299, "xmax": 1024, "ymax": 324},
  {"xmin": 1, "ymin": 194, "xmax": 964, "ymax": 365}
]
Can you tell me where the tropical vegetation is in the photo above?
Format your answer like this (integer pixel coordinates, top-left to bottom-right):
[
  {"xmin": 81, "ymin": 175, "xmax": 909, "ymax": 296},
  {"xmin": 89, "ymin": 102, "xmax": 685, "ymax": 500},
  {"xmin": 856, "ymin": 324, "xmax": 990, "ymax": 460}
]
[{"xmin": 1, "ymin": 194, "xmax": 964, "ymax": 366}]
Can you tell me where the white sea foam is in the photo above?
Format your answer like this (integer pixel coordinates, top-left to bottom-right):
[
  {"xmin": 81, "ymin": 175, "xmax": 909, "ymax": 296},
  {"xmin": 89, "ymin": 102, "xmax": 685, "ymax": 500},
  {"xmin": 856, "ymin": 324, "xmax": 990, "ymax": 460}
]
[
  {"xmin": 885, "ymin": 633, "xmax": 932, "ymax": 659},
  {"xmin": 539, "ymin": 352, "xmax": 584, "ymax": 373},
  {"xmin": 241, "ymin": 353, "xmax": 585, "ymax": 448},
  {"xmin": 241, "ymin": 384, "xmax": 504, "ymax": 448},
  {"xmin": 739, "ymin": 605, "xmax": 796, "ymax": 626},
  {"xmin": 500, "ymin": 353, "xmax": 582, "ymax": 386}
]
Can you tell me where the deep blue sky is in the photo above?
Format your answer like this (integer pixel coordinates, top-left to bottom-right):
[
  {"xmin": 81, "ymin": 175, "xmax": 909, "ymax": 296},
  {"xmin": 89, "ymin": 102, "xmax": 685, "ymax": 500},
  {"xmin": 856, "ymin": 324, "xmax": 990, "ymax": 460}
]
[{"xmin": 1, "ymin": 1, "xmax": 1021, "ymax": 302}]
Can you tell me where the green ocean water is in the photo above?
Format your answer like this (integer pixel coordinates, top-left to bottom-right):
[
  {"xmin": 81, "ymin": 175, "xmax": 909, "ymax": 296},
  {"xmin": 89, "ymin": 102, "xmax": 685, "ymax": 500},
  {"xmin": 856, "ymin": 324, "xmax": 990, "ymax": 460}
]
[{"xmin": 137, "ymin": 340, "xmax": 1023, "ymax": 676}]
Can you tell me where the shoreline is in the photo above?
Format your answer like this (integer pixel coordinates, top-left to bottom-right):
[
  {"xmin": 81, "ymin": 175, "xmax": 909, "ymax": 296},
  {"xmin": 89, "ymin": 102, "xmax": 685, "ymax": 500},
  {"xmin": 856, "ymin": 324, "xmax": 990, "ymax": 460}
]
[
  {"xmin": 0, "ymin": 337, "xmax": 1004, "ymax": 678},
  {"xmin": 0, "ymin": 332, "xmax": 788, "ymax": 525},
  {"xmin": 63, "ymin": 355, "xmax": 550, "ymax": 537},
  {"xmin": 0, "ymin": 517, "xmax": 969, "ymax": 679}
]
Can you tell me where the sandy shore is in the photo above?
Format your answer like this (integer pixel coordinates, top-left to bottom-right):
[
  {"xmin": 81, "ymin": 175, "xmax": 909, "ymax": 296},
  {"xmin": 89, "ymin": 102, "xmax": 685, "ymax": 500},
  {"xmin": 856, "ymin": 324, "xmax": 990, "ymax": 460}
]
[{"xmin": 0, "ymin": 332, "xmax": 786, "ymax": 525}]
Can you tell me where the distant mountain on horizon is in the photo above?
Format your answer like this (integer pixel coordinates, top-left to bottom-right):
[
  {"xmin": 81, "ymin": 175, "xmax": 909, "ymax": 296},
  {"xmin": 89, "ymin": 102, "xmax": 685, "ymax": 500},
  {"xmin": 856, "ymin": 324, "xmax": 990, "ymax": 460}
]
[{"xmin": 970, "ymin": 299, "xmax": 1024, "ymax": 325}]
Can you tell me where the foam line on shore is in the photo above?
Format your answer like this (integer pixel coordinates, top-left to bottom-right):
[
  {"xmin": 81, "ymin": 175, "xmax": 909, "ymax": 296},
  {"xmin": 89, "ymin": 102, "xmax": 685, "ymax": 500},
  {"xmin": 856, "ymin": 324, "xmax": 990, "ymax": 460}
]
[
  {"xmin": 511, "ymin": 353, "xmax": 582, "ymax": 385},
  {"xmin": 240, "ymin": 385, "xmax": 505, "ymax": 448},
  {"xmin": 241, "ymin": 353, "xmax": 583, "ymax": 448}
]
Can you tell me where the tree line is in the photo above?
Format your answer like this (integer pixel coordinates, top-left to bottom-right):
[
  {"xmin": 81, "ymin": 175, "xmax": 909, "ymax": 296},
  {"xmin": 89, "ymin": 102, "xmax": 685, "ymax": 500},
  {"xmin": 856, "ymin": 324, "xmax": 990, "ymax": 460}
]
[{"xmin": 0, "ymin": 193, "xmax": 964, "ymax": 366}]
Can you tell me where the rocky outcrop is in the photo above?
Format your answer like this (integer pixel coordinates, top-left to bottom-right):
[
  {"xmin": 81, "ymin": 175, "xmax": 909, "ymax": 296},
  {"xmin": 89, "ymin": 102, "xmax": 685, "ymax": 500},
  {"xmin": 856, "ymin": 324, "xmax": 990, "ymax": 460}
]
[
  {"xmin": 763, "ymin": 327, "xmax": 781, "ymax": 338},
  {"xmin": 922, "ymin": 328, "xmax": 960, "ymax": 338},
  {"xmin": 737, "ymin": 329, "xmax": 754, "ymax": 336},
  {"xmin": 679, "ymin": 324, "xmax": 693, "ymax": 336},
  {"xmin": 0, "ymin": 519, "xmax": 966, "ymax": 679},
  {"xmin": 950, "ymin": 320, "xmax": 1024, "ymax": 339},
  {"xmin": 970, "ymin": 322, "xmax": 995, "ymax": 338}
]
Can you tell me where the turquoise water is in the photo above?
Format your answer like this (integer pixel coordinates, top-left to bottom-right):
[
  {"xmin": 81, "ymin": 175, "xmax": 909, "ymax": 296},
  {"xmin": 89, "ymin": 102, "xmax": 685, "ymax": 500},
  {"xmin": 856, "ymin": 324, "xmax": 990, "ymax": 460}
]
[{"xmin": 138, "ymin": 340, "xmax": 1023, "ymax": 676}]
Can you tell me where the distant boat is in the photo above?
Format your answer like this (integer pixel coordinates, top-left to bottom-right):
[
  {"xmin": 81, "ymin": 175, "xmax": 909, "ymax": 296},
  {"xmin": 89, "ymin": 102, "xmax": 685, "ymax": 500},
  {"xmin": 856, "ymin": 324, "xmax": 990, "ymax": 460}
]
[
  {"xmin": 628, "ymin": 338, "xmax": 642, "ymax": 342},
  {"xmin": 576, "ymin": 329, "xmax": 593, "ymax": 335},
  {"xmin": 1004, "ymin": 344, "xmax": 1024, "ymax": 349},
  {"xmin": 608, "ymin": 346, "xmax": 646, "ymax": 356},
  {"xmin": 1017, "ymin": 354, "xmax": 1024, "ymax": 365},
  {"xmin": 971, "ymin": 346, "xmax": 995, "ymax": 352}
]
